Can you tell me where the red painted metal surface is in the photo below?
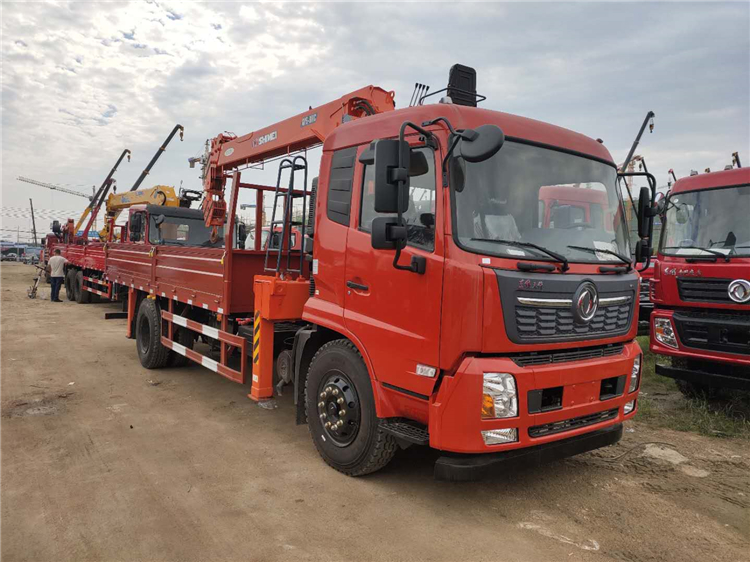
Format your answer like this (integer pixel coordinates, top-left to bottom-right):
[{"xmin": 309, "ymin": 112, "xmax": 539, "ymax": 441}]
[{"xmin": 670, "ymin": 166, "xmax": 750, "ymax": 195}]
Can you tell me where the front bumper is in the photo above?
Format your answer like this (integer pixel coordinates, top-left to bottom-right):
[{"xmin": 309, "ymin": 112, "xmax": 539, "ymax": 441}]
[
  {"xmin": 428, "ymin": 339, "xmax": 640, "ymax": 454},
  {"xmin": 434, "ymin": 423, "xmax": 623, "ymax": 481},
  {"xmin": 649, "ymin": 309, "xmax": 750, "ymax": 367},
  {"xmin": 656, "ymin": 361, "xmax": 750, "ymax": 390}
]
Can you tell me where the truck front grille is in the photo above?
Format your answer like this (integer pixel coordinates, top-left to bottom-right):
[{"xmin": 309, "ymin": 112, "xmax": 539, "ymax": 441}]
[
  {"xmin": 528, "ymin": 408, "xmax": 619, "ymax": 438},
  {"xmin": 511, "ymin": 343, "xmax": 624, "ymax": 367},
  {"xmin": 677, "ymin": 277, "xmax": 732, "ymax": 304},
  {"xmin": 516, "ymin": 302, "xmax": 631, "ymax": 340}
]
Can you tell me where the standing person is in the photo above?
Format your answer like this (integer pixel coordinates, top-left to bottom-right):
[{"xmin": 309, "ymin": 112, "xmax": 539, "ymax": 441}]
[{"xmin": 46, "ymin": 249, "xmax": 67, "ymax": 303}]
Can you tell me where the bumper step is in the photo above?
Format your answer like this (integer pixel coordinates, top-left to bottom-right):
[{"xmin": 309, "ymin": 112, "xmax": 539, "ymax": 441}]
[
  {"xmin": 381, "ymin": 418, "xmax": 429, "ymax": 446},
  {"xmin": 434, "ymin": 423, "xmax": 623, "ymax": 482}
]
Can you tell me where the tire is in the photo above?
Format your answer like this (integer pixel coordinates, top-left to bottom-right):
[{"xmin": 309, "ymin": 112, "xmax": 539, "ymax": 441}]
[
  {"xmin": 305, "ymin": 339, "xmax": 397, "ymax": 476},
  {"xmin": 167, "ymin": 325, "xmax": 194, "ymax": 367},
  {"xmin": 74, "ymin": 271, "xmax": 91, "ymax": 304},
  {"xmin": 65, "ymin": 270, "xmax": 75, "ymax": 301},
  {"xmin": 136, "ymin": 299, "xmax": 170, "ymax": 369}
]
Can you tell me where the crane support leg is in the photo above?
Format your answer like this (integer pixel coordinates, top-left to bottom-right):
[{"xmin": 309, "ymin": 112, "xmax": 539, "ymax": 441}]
[{"xmin": 249, "ymin": 275, "xmax": 310, "ymax": 403}]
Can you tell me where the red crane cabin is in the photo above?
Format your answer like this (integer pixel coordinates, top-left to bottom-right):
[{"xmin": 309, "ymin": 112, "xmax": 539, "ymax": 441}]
[
  {"xmin": 650, "ymin": 166, "xmax": 750, "ymax": 393},
  {"xmin": 120, "ymin": 71, "xmax": 648, "ymax": 480}
]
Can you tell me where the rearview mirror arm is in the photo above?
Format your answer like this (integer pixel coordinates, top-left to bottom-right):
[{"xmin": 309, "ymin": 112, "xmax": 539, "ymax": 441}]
[{"xmin": 390, "ymin": 121, "xmax": 435, "ymax": 274}]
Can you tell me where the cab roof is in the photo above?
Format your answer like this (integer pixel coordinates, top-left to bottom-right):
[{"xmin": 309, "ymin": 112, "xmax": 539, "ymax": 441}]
[
  {"xmin": 324, "ymin": 103, "xmax": 614, "ymax": 165},
  {"xmin": 671, "ymin": 166, "xmax": 750, "ymax": 194}
]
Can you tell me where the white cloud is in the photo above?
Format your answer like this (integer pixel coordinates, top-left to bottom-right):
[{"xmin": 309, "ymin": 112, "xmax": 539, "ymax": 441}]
[{"xmin": 1, "ymin": 1, "xmax": 748, "ymax": 243}]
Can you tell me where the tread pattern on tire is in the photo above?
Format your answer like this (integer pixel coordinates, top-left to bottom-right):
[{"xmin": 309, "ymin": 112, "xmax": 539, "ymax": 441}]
[
  {"xmin": 137, "ymin": 299, "xmax": 170, "ymax": 369},
  {"xmin": 305, "ymin": 339, "xmax": 397, "ymax": 477},
  {"xmin": 65, "ymin": 270, "xmax": 76, "ymax": 301},
  {"xmin": 74, "ymin": 271, "xmax": 90, "ymax": 304}
]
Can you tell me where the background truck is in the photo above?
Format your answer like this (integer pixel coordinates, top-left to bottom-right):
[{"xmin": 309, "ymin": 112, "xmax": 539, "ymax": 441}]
[
  {"xmin": 649, "ymin": 164, "xmax": 750, "ymax": 394},
  {"xmin": 43, "ymin": 126, "xmax": 198, "ymax": 303},
  {"xmin": 110, "ymin": 65, "xmax": 653, "ymax": 480}
]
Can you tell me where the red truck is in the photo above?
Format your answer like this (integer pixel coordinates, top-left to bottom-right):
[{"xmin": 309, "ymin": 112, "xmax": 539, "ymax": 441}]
[
  {"xmin": 43, "ymin": 127, "xmax": 189, "ymax": 303},
  {"xmin": 650, "ymin": 165, "xmax": 750, "ymax": 394},
  {"xmin": 106, "ymin": 66, "xmax": 652, "ymax": 480}
]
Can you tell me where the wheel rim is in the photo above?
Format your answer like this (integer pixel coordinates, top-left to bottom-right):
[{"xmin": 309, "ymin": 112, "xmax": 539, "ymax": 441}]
[
  {"xmin": 138, "ymin": 315, "xmax": 151, "ymax": 355},
  {"xmin": 316, "ymin": 370, "xmax": 361, "ymax": 447}
]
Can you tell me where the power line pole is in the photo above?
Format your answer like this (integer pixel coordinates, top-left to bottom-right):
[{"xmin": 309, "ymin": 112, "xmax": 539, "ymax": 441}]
[{"xmin": 29, "ymin": 198, "xmax": 38, "ymax": 246}]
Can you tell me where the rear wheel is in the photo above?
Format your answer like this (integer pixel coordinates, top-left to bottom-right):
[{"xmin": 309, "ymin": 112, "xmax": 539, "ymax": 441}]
[
  {"xmin": 74, "ymin": 271, "xmax": 90, "ymax": 304},
  {"xmin": 305, "ymin": 339, "xmax": 397, "ymax": 476},
  {"xmin": 136, "ymin": 299, "xmax": 170, "ymax": 369}
]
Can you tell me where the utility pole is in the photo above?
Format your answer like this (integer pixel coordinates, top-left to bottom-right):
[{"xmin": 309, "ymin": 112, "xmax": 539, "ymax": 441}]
[{"xmin": 29, "ymin": 198, "xmax": 38, "ymax": 246}]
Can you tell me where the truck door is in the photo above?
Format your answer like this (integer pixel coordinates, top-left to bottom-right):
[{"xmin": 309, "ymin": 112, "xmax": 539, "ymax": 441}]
[{"xmin": 344, "ymin": 146, "xmax": 444, "ymax": 398}]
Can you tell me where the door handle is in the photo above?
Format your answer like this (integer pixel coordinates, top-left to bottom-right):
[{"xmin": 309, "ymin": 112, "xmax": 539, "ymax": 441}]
[{"xmin": 346, "ymin": 280, "xmax": 369, "ymax": 291}]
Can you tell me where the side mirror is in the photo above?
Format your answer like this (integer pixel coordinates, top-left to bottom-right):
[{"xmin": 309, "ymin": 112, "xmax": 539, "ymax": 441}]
[
  {"xmin": 366, "ymin": 139, "xmax": 410, "ymax": 214},
  {"xmin": 635, "ymin": 240, "xmax": 651, "ymax": 263},
  {"xmin": 457, "ymin": 124, "xmax": 504, "ymax": 163},
  {"xmin": 637, "ymin": 186, "xmax": 653, "ymax": 239},
  {"xmin": 371, "ymin": 216, "xmax": 406, "ymax": 250}
]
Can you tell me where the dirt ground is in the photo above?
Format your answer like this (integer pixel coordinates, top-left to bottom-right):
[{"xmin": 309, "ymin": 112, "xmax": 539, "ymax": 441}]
[{"xmin": 1, "ymin": 262, "xmax": 748, "ymax": 562}]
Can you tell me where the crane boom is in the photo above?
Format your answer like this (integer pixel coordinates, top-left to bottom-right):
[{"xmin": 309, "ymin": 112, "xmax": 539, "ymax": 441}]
[
  {"xmin": 17, "ymin": 176, "xmax": 91, "ymax": 199},
  {"xmin": 201, "ymin": 85, "xmax": 396, "ymax": 227}
]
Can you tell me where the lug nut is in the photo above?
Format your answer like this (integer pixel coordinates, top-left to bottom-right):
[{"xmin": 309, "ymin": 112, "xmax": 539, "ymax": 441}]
[
  {"xmin": 332, "ymin": 389, "xmax": 340, "ymax": 396},
  {"xmin": 338, "ymin": 420, "xmax": 344, "ymax": 428},
  {"xmin": 337, "ymin": 397, "xmax": 344, "ymax": 405},
  {"xmin": 319, "ymin": 413, "xmax": 326, "ymax": 420},
  {"xmin": 318, "ymin": 401, "xmax": 325, "ymax": 408},
  {"xmin": 339, "ymin": 410, "xmax": 346, "ymax": 417},
  {"xmin": 324, "ymin": 422, "xmax": 331, "ymax": 429},
  {"xmin": 319, "ymin": 392, "xmax": 326, "ymax": 399}
]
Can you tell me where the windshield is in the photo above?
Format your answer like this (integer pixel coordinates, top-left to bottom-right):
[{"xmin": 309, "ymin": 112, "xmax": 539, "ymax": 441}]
[
  {"xmin": 149, "ymin": 215, "xmax": 224, "ymax": 247},
  {"xmin": 660, "ymin": 184, "xmax": 750, "ymax": 257},
  {"xmin": 452, "ymin": 141, "xmax": 629, "ymax": 263}
]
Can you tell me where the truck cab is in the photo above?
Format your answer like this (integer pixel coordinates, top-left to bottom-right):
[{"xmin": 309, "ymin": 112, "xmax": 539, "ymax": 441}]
[
  {"xmin": 297, "ymin": 101, "xmax": 644, "ymax": 478},
  {"xmin": 650, "ymin": 166, "xmax": 750, "ymax": 393}
]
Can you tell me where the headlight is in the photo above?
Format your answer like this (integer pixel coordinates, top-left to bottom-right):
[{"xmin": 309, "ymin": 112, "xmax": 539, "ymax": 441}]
[
  {"xmin": 654, "ymin": 317, "xmax": 678, "ymax": 348},
  {"xmin": 624, "ymin": 400, "xmax": 636, "ymax": 414},
  {"xmin": 629, "ymin": 354, "xmax": 642, "ymax": 393},
  {"xmin": 481, "ymin": 373, "xmax": 518, "ymax": 419}
]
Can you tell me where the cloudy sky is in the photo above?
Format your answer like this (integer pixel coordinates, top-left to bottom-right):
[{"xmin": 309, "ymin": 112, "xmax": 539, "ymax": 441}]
[{"xmin": 1, "ymin": 1, "xmax": 748, "ymax": 243}]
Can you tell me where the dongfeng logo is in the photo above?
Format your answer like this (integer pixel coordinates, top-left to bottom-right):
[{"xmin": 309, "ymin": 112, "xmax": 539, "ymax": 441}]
[
  {"xmin": 573, "ymin": 282, "xmax": 599, "ymax": 324},
  {"xmin": 728, "ymin": 279, "xmax": 750, "ymax": 304}
]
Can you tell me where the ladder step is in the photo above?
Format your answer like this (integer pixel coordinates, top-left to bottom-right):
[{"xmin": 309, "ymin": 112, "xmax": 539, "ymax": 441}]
[{"xmin": 380, "ymin": 418, "xmax": 430, "ymax": 445}]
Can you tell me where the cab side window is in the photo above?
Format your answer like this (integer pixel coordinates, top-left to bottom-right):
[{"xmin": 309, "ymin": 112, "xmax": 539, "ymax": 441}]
[{"xmin": 360, "ymin": 147, "xmax": 436, "ymax": 251}]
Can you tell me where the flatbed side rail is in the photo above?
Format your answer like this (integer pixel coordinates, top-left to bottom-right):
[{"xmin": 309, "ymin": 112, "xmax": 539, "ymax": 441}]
[
  {"xmin": 161, "ymin": 310, "xmax": 247, "ymax": 383},
  {"xmin": 82, "ymin": 276, "xmax": 113, "ymax": 299}
]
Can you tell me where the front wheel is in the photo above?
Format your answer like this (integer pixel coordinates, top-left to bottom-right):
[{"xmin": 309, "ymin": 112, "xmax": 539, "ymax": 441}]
[{"xmin": 305, "ymin": 340, "xmax": 397, "ymax": 476}]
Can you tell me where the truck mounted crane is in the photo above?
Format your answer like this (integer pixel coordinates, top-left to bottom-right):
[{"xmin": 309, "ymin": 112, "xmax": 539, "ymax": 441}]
[{"xmin": 108, "ymin": 65, "xmax": 654, "ymax": 480}]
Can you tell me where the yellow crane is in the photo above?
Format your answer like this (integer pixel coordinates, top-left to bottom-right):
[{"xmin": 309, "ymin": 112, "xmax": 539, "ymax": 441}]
[{"xmin": 98, "ymin": 185, "xmax": 201, "ymax": 240}]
